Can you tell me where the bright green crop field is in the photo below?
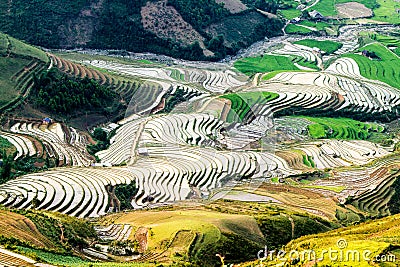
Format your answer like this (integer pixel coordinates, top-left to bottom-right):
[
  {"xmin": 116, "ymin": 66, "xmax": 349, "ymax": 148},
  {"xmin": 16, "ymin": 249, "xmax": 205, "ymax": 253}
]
[
  {"xmin": 234, "ymin": 54, "xmax": 299, "ymax": 76},
  {"xmin": 221, "ymin": 92, "xmax": 279, "ymax": 122},
  {"xmin": 285, "ymin": 24, "xmax": 314, "ymax": 34},
  {"xmin": 344, "ymin": 43, "xmax": 400, "ymax": 89},
  {"xmin": 301, "ymin": 116, "xmax": 384, "ymax": 140},
  {"xmin": 294, "ymin": 39, "xmax": 343, "ymax": 54},
  {"xmin": 234, "ymin": 54, "xmax": 319, "ymax": 76}
]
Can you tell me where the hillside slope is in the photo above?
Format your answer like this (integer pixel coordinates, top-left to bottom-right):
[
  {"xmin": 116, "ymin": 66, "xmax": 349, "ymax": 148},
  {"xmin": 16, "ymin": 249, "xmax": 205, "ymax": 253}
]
[
  {"xmin": 0, "ymin": 32, "xmax": 49, "ymax": 112},
  {"xmin": 0, "ymin": 0, "xmax": 283, "ymax": 61},
  {"xmin": 243, "ymin": 214, "xmax": 400, "ymax": 266}
]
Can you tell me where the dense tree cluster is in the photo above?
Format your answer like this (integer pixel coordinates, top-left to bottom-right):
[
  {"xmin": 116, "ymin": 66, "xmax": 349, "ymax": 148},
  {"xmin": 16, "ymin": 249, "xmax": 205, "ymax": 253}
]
[
  {"xmin": 167, "ymin": 0, "xmax": 229, "ymax": 32},
  {"xmin": 31, "ymin": 68, "xmax": 119, "ymax": 116},
  {"xmin": 241, "ymin": 0, "xmax": 280, "ymax": 13},
  {"xmin": 115, "ymin": 182, "xmax": 138, "ymax": 210}
]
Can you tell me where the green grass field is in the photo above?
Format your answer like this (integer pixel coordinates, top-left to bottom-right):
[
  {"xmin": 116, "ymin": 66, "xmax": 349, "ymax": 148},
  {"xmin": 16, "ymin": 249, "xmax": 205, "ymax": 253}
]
[
  {"xmin": 7, "ymin": 36, "xmax": 49, "ymax": 63},
  {"xmin": 262, "ymin": 70, "xmax": 312, "ymax": 81},
  {"xmin": 280, "ymin": 8, "xmax": 301, "ymax": 19},
  {"xmin": 369, "ymin": 33, "xmax": 400, "ymax": 47},
  {"xmin": 285, "ymin": 24, "xmax": 314, "ymax": 34},
  {"xmin": 309, "ymin": 0, "xmax": 337, "ymax": 16},
  {"xmin": 0, "ymin": 32, "xmax": 48, "ymax": 63},
  {"xmin": 298, "ymin": 20, "xmax": 331, "ymax": 31},
  {"xmin": 0, "ymin": 57, "xmax": 31, "ymax": 106},
  {"xmin": 169, "ymin": 68, "xmax": 185, "ymax": 81},
  {"xmin": 344, "ymin": 43, "xmax": 400, "ymax": 89},
  {"xmin": 294, "ymin": 39, "xmax": 343, "ymax": 54},
  {"xmin": 394, "ymin": 47, "xmax": 400, "ymax": 57},
  {"xmin": 0, "ymin": 136, "xmax": 16, "ymax": 156},
  {"xmin": 372, "ymin": 0, "xmax": 400, "ymax": 23},
  {"xmin": 15, "ymin": 246, "xmax": 152, "ymax": 267},
  {"xmin": 301, "ymin": 116, "xmax": 383, "ymax": 140},
  {"xmin": 234, "ymin": 54, "xmax": 300, "ymax": 76},
  {"xmin": 221, "ymin": 91, "xmax": 279, "ymax": 122}
]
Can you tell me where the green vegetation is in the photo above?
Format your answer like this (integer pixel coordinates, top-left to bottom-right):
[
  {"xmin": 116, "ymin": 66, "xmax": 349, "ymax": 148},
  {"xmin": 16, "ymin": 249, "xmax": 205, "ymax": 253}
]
[
  {"xmin": 205, "ymin": 11, "xmax": 284, "ymax": 59},
  {"xmin": 87, "ymin": 128, "xmax": 111, "ymax": 156},
  {"xmin": 164, "ymin": 87, "xmax": 201, "ymax": 113},
  {"xmin": 309, "ymin": 0, "xmax": 336, "ymax": 16},
  {"xmin": 302, "ymin": 155, "xmax": 315, "ymax": 167},
  {"xmin": 0, "ymin": 56, "xmax": 33, "ymax": 106},
  {"xmin": 302, "ymin": 185, "xmax": 346, "ymax": 193},
  {"xmin": 169, "ymin": 69, "xmax": 185, "ymax": 81},
  {"xmin": 294, "ymin": 39, "xmax": 343, "ymax": 54},
  {"xmin": 221, "ymin": 92, "xmax": 279, "ymax": 122},
  {"xmin": 31, "ymin": 68, "xmax": 122, "ymax": 117},
  {"xmin": 0, "ymin": 0, "xmax": 284, "ymax": 61},
  {"xmin": 15, "ymin": 247, "xmax": 89, "ymax": 266},
  {"xmin": 344, "ymin": 43, "xmax": 400, "ymax": 89},
  {"xmin": 280, "ymin": 8, "xmax": 301, "ymax": 19},
  {"xmin": 13, "ymin": 246, "xmax": 152, "ymax": 267},
  {"xmin": 372, "ymin": 0, "xmax": 400, "ymax": 23},
  {"xmin": 0, "ymin": 32, "xmax": 48, "ymax": 62},
  {"xmin": 16, "ymin": 210, "xmax": 97, "ymax": 252},
  {"xmin": 0, "ymin": 32, "xmax": 49, "ymax": 110},
  {"xmin": 241, "ymin": 0, "xmax": 280, "ymax": 13},
  {"xmin": 0, "ymin": 136, "xmax": 16, "ymax": 156},
  {"xmin": 245, "ymin": 213, "xmax": 400, "ymax": 266},
  {"xmin": 292, "ymin": 56, "xmax": 319, "ymax": 70},
  {"xmin": 350, "ymin": 173, "xmax": 399, "ymax": 217},
  {"xmin": 394, "ymin": 47, "xmax": 400, "ymax": 57},
  {"xmin": 262, "ymin": 70, "xmax": 311, "ymax": 81},
  {"xmin": 298, "ymin": 20, "xmax": 331, "ymax": 31},
  {"xmin": 234, "ymin": 54, "xmax": 302, "ymax": 76},
  {"xmin": 6, "ymin": 36, "xmax": 48, "ymax": 63},
  {"xmin": 115, "ymin": 182, "xmax": 138, "ymax": 210},
  {"xmin": 285, "ymin": 24, "xmax": 314, "ymax": 34},
  {"xmin": 335, "ymin": 209, "xmax": 363, "ymax": 225},
  {"xmin": 168, "ymin": 0, "xmax": 229, "ymax": 31},
  {"xmin": 303, "ymin": 116, "xmax": 384, "ymax": 140},
  {"xmin": 368, "ymin": 32, "xmax": 400, "ymax": 47}
]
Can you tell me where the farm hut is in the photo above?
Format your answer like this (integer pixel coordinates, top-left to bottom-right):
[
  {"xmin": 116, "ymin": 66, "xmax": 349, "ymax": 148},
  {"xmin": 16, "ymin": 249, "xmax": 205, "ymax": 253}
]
[
  {"xmin": 138, "ymin": 147, "xmax": 149, "ymax": 156},
  {"xmin": 309, "ymin": 10, "xmax": 325, "ymax": 21},
  {"xmin": 42, "ymin": 117, "xmax": 52, "ymax": 124},
  {"xmin": 362, "ymin": 50, "xmax": 369, "ymax": 57},
  {"xmin": 290, "ymin": 17, "xmax": 302, "ymax": 24}
]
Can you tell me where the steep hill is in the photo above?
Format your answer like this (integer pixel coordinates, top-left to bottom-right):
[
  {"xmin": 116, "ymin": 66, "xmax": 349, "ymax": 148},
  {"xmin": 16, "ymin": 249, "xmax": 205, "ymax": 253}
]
[
  {"xmin": 0, "ymin": 32, "xmax": 49, "ymax": 112},
  {"xmin": 243, "ymin": 214, "xmax": 400, "ymax": 266},
  {"xmin": 0, "ymin": 0, "xmax": 284, "ymax": 61}
]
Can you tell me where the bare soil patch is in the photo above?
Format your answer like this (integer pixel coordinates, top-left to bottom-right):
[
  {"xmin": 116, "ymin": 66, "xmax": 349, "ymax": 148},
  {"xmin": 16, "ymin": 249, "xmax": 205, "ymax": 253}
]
[
  {"xmin": 141, "ymin": 0, "xmax": 212, "ymax": 56},
  {"xmin": 336, "ymin": 2, "xmax": 373, "ymax": 19},
  {"xmin": 215, "ymin": 0, "xmax": 248, "ymax": 14}
]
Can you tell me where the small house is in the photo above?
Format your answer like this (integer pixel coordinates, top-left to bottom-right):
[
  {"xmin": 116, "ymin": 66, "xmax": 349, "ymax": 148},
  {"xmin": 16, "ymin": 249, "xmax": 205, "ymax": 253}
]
[
  {"xmin": 138, "ymin": 147, "xmax": 149, "ymax": 156},
  {"xmin": 42, "ymin": 117, "xmax": 52, "ymax": 124},
  {"xmin": 309, "ymin": 10, "xmax": 324, "ymax": 21},
  {"xmin": 290, "ymin": 17, "xmax": 302, "ymax": 24},
  {"xmin": 362, "ymin": 50, "xmax": 369, "ymax": 57}
]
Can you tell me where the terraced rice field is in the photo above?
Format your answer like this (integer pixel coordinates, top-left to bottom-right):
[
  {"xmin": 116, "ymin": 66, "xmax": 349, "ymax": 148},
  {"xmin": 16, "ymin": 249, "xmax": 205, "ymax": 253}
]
[
  {"xmin": 220, "ymin": 91, "xmax": 279, "ymax": 122},
  {"xmin": 301, "ymin": 116, "xmax": 384, "ymax": 140},
  {"xmin": 284, "ymin": 24, "xmax": 314, "ymax": 35},
  {"xmin": 0, "ymin": 167, "xmax": 136, "ymax": 217},
  {"xmin": 343, "ymin": 43, "xmax": 400, "ymax": 89},
  {"xmin": 1, "ymin": 28, "xmax": 399, "ymax": 222},
  {"xmin": 7, "ymin": 122, "xmax": 94, "ymax": 166},
  {"xmin": 293, "ymin": 39, "xmax": 343, "ymax": 54},
  {"xmin": 234, "ymin": 54, "xmax": 300, "ymax": 76}
]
